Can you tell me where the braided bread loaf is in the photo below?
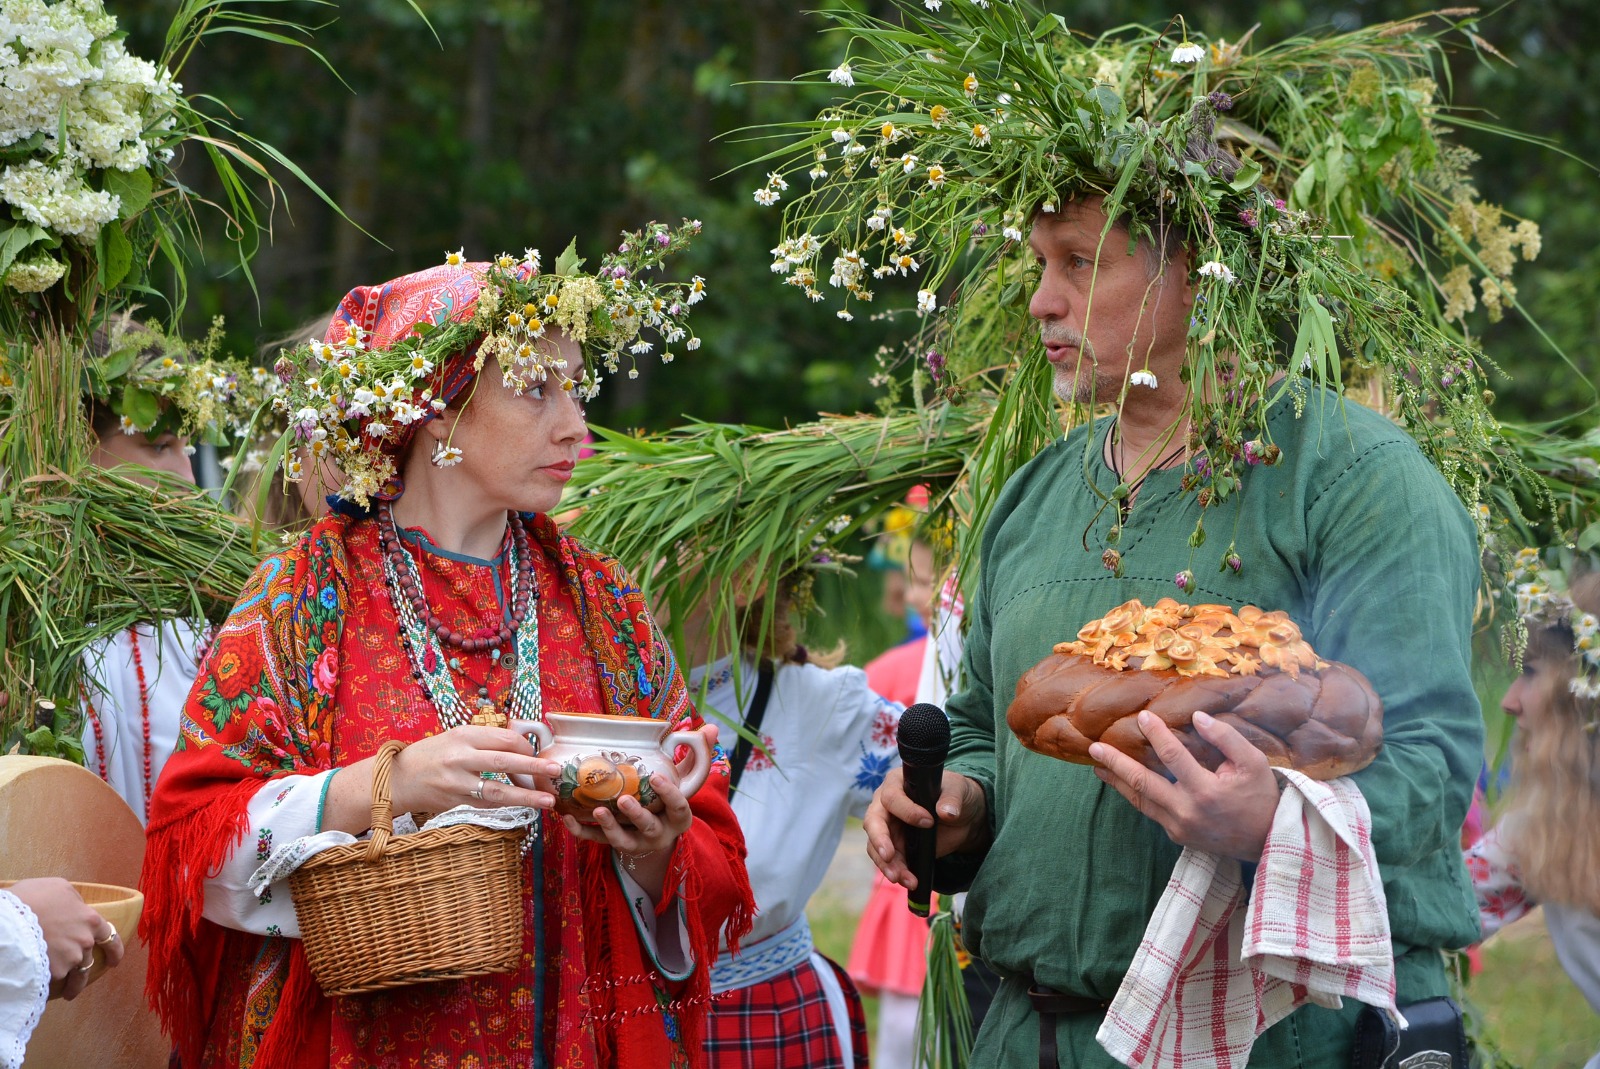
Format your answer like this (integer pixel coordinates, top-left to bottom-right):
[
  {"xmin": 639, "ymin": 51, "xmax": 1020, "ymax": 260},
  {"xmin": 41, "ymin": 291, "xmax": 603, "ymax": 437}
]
[{"xmin": 1006, "ymin": 599, "xmax": 1382, "ymax": 780}]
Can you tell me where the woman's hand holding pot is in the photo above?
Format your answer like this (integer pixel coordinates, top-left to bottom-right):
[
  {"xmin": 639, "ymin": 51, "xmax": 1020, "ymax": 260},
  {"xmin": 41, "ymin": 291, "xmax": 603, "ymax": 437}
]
[
  {"xmin": 323, "ymin": 726, "xmax": 562, "ymax": 834},
  {"xmin": 389, "ymin": 726, "xmax": 563, "ymax": 814}
]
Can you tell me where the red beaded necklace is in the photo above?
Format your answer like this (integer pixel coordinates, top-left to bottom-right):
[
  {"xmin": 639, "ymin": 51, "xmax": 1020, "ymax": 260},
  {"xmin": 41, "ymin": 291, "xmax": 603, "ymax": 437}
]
[
  {"xmin": 80, "ymin": 626, "xmax": 154, "ymax": 820},
  {"xmin": 377, "ymin": 502, "xmax": 536, "ymax": 655}
]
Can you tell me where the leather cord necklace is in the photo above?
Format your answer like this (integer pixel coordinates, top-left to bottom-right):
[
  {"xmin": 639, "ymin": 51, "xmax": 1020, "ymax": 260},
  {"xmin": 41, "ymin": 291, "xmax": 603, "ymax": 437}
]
[{"xmin": 1107, "ymin": 419, "xmax": 1186, "ymax": 520}]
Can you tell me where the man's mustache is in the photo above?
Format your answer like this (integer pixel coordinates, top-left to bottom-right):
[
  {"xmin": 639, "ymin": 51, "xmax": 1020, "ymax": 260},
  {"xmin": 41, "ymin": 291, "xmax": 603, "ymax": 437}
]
[{"xmin": 1040, "ymin": 326, "xmax": 1085, "ymax": 349}]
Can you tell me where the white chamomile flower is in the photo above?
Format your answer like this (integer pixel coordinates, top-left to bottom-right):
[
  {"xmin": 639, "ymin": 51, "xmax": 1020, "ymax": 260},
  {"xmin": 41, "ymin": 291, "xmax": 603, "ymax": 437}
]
[
  {"xmin": 971, "ymin": 123, "xmax": 991, "ymax": 147},
  {"xmin": 810, "ymin": 163, "xmax": 829, "ymax": 180},
  {"xmin": 366, "ymin": 421, "xmax": 390, "ymax": 438},
  {"xmin": 1003, "ymin": 225, "xmax": 1024, "ymax": 242},
  {"xmin": 445, "ymin": 247, "xmax": 466, "ymax": 267},
  {"xmin": 916, "ymin": 289, "xmax": 937, "ymax": 316},
  {"xmin": 524, "ymin": 248, "xmax": 541, "ymax": 271},
  {"xmin": 754, "ymin": 187, "xmax": 780, "ymax": 206},
  {"xmin": 963, "ymin": 72, "xmax": 979, "ymax": 98},
  {"xmin": 1171, "ymin": 42, "xmax": 1206, "ymax": 64},
  {"xmin": 900, "ymin": 153, "xmax": 920, "ymax": 175},
  {"xmin": 410, "ymin": 354, "xmax": 434, "ymax": 377},
  {"xmin": 829, "ymin": 63, "xmax": 855, "ymax": 87},
  {"xmin": 924, "ymin": 0, "xmax": 942, "ymax": 8},
  {"xmin": 927, "ymin": 163, "xmax": 948, "ymax": 187},
  {"xmin": 119, "ymin": 415, "xmax": 138, "ymax": 435},
  {"xmin": 929, "ymin": 104, "xmax": 949, "ymax": 126},
  {"xmin": 867, "ymin": 208, "xmax": 890, "ymax": 231},
  {"xmin": 630, "ymin": 339, "xmax": 653, "ymax": 355},
  {"xmin": 434, "ymin": 445, "xmax": 464, "ymax": 467},
  {"xmin": 1130, "ymin": 370, "xmax": 1159, "ymax": 389},
  {"xmin": 688, "ymin": 276, "xmax": 708, "ymax": 305},
  {"xmin": 767, "ymin": 171, "xmax": 790, "ymax": 192},
  {"xmin": 831, "ymin": 127, "xmax": 853, "ymax": 144},
  {"xmin": 284, "ymin": 456, "xmax": 304, "ymax": 481},
  {"xmin": 1197, "ymin": 260, "xmax": 1236, "ymax": 284},
  {"xmin": 686, "ymin": 337, "xmax": 702, "ymax": 351}
]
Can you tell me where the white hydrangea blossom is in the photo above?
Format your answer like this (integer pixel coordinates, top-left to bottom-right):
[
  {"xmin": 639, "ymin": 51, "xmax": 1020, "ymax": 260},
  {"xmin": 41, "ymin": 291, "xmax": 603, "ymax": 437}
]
[{"xmin": 0, "ymin": 0, "xmax": 180, "ymax": 241}]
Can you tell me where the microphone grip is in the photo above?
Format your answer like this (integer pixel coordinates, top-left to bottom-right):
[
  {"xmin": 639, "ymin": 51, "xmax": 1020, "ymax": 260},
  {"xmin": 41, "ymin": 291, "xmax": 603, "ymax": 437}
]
[{"xmin": 901, "ymin": 760, "xmax": 944, "ymax": 918}]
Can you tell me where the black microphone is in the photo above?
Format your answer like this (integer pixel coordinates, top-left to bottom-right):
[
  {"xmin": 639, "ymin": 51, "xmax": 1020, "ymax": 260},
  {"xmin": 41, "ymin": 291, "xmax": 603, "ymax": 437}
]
[{"xmin": 897, "ymin": 702, "xmax": 950, "ymax": 918}]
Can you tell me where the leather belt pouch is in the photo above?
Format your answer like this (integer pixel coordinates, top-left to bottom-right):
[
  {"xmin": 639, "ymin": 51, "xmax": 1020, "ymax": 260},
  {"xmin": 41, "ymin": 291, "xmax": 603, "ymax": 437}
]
[{"xmin": 1350, "ymin": 996, "xmax": 1467, "ymax": 1069}]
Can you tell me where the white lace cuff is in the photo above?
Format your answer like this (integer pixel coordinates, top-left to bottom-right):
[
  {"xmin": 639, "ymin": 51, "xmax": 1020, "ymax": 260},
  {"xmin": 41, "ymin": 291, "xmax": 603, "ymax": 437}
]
[{"xmin": 0, "ymin": 890, "xmax": 49, "ymax": 1069}]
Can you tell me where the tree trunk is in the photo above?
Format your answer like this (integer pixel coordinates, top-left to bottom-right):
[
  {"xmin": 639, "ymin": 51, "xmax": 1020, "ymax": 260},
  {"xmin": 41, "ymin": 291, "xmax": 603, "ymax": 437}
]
[
  {"xmin": 331, "ymin": 80, "xmax": 383, "ymax": 288},
  {"xmin": 460, "ymin": 17, "xmax": 501, "ymax": 250}
]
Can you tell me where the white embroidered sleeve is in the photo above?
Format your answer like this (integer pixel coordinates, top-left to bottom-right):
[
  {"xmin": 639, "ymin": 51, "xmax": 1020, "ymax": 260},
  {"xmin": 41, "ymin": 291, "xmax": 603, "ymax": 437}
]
[
  {"xmin": 612, "ymin": 854, "xmax": 695, "ymax": 981},
  {"xmin": 201, "ymin": 771, "xmax": 336, "ymax": 939},
  {"xmin": 1464, "ymin": 825, "xmax": 1535, "ymax": 938},
  {"xmin": 844, "ymin": 670, "xmax": 904, "ymax": 819},
  {"xmin": 0, "ymin": 890, "xmax": 49, "ymax": 1069}
]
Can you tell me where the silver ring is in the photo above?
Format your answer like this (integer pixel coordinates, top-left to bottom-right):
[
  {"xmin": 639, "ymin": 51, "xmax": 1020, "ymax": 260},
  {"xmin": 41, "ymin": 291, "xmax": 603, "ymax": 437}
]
[
  {"xmin": 470, "ymin": 783, "xmax": 486, "ymax": 800},
  {"xmin": 95, "ymin": 923, "xmax": 118, "ymax": 947}
]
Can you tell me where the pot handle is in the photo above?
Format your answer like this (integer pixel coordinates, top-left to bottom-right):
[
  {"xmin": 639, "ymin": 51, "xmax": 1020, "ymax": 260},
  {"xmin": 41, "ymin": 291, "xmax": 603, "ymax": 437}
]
[
  {"xmin": 505, "ymin": 719, "xmax": 555, "ymax": 790},
  {"xmin": 508, "ymin": 718, "xmax": 555, "ymax": 753},
  {"xmin": 664, "ymin": 728, "xmax": 711, "ymax": 800}
]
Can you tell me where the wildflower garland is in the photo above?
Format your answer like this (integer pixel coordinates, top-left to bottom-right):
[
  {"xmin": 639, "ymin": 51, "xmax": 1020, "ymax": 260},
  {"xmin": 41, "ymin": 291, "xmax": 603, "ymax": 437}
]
[
  {"xmin": 751, "ymin": 0, "xmax": 1550, "ymax": 574},
  {"xmin": 75, "ymin": 317, "xmax": 265, "ymax": 444},
  {"xmin": 270, "ymin": 223, "xmax": 707, "ymax": 508},
  {"xmin": 1506, "ymin": 549, "xmax": 1600, "ymax": 703}
]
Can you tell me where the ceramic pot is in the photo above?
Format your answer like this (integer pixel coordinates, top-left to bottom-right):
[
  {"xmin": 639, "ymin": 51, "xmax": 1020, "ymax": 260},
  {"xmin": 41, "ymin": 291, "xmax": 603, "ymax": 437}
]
[{"xmin": 509, "ymin": 712, "xmax": 710, "ymax": 823}]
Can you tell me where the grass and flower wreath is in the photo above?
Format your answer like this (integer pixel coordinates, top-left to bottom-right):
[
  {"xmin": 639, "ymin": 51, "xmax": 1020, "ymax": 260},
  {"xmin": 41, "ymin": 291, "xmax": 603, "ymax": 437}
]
[
  {"xmin": 750, "ymin": 0, "xmax": 1555, "ymax": 578},
  {"xmin": 0, "ymin": 0, "xmax": 379, "ymax": 750}
]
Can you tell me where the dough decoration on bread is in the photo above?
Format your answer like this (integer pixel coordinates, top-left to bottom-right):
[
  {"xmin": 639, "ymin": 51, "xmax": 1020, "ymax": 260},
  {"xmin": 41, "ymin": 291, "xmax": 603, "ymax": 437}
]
[
  {"xmin": 1055, "ymin": 598, "xmax": 1324, "ymax": 679},
  {"xmin": 1009, "ymin": 599, "xmax": 1383, "ymax": 780}
]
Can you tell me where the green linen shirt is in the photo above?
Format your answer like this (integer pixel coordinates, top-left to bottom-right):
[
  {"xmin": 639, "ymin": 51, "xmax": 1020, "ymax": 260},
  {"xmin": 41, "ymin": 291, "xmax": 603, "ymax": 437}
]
[{"xmin": 940, "ymin": 392, "xmax": 1483, "ymax": 1067}]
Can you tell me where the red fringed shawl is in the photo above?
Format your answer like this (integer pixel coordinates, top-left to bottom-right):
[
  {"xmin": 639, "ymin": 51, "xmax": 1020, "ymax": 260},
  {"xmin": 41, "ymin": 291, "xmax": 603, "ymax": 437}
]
[{"xmin": 141, "ymin": 514, "xmax": 753, "ymax": 1069}]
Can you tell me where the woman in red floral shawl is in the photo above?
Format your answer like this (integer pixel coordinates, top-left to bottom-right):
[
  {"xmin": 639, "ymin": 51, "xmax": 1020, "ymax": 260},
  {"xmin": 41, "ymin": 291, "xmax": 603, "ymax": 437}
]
[{"xmin": 141, "ymin": 233, "xmax": 753, "ymax": 1069}]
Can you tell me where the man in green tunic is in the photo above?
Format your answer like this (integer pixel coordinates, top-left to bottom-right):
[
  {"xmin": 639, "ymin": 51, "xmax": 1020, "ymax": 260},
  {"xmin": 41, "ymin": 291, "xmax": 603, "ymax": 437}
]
[
  {"xmin": 748, "ymin": 7, "xmax": 1542, "ymax": 1066},
  {"xmin": 863, "ymin": 195, "xmax": 1484, "ymax": 1067}
]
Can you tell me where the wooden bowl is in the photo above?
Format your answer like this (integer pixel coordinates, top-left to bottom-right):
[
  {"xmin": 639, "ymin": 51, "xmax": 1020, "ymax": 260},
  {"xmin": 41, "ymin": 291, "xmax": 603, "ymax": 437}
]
[{"xmin": 0, "ymin": 880, "xmax": 143, "ymax": 996}]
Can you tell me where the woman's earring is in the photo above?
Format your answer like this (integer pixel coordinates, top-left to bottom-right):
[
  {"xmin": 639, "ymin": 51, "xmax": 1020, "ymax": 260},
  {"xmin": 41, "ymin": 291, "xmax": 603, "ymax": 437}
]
[{"xmin": 431, "ymin": 442, "xmax": 463, "ymax": 468}]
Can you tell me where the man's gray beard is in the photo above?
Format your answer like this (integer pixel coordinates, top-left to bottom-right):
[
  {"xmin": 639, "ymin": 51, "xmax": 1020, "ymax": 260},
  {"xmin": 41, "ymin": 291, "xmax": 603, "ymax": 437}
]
[{"xmin": 1049, "ymin": 347, "xmax": 1116, "ymax": 405}]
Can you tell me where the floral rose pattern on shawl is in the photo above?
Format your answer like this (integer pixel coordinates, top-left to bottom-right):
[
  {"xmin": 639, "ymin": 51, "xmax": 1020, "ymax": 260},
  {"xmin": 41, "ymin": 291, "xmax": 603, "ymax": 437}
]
[{"xmin": 142, "ymin": 513, "xmax": 752, "ymax": 1069}]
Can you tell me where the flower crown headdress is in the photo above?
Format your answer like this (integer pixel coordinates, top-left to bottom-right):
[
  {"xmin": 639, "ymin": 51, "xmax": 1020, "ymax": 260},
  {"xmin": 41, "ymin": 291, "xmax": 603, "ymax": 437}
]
[
  {"xmin": 1507, "ymin": 547, "xmax": 1600, "ymax": 704},
  {"xmin": 753, "ymin": 0, "xmax": 1542, "ymax": 578},
  {"xmin": 271, "ymin": 220, "xmax": 707, "ymax": 508},
  {"xmin": 80, "ymin": 318, "xmax": 261, "ymax": 446}
]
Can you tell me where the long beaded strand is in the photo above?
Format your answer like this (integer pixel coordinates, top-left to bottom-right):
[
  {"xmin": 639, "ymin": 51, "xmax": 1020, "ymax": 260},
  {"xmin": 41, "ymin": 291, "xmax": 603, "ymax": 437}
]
[
  {"xmin": 128, "ymin": 627, "xmax": 153, "ymax": 819},
  {"xmin": 379, "ymin": 507, "xmax": 544, "ymax": 731}
]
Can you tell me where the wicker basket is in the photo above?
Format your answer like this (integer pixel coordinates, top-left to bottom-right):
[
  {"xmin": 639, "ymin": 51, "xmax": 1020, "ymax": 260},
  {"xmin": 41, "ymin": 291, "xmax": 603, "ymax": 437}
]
[{"xmin": 288, "ymin": 740, "xmax": 528, "ymax": 996}]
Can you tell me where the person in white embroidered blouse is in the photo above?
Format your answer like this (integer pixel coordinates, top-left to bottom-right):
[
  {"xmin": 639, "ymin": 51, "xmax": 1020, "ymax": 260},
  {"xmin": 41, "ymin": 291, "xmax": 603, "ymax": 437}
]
[
  {"xmin": 79, "ymin": 325, "xmax": 207, "ymax": 824},
  {"xmin": 0, "ymin": 877, "xmax": 125, "ymax": 1068},
  {"xmin": 666, "ymin": 580, "xmax": 904, "ymax": 1069},
  {"xmin": 1466, "ymin": 569, "xmax": 1600, "ymax": 1069}
]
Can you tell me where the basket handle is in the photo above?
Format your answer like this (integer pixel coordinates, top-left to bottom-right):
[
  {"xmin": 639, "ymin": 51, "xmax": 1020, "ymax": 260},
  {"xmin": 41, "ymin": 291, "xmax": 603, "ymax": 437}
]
[{"xmin": 364, "ymin": 739, "xmax": 407, "ymax": 862}]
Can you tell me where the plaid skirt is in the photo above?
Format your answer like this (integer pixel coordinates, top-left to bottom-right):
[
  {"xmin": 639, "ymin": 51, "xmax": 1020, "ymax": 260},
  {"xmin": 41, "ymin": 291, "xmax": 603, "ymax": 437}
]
[{"xmin": 705, "ymin": 952, "xmax": 871, "ymax": 1068}]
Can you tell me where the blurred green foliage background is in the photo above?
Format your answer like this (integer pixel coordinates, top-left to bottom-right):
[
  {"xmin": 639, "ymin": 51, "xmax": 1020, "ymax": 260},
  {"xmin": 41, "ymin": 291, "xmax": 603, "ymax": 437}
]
[{"xmin": 111, "ymin": 0, "xmax": 1597, "ymax": 433}]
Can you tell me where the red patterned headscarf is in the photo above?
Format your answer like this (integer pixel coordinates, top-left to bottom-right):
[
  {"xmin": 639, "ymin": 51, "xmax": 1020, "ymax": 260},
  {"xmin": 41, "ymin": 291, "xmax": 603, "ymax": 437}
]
[{"xmin": 323, "ymin": 260, "xmax": 532, "ymax": 503}]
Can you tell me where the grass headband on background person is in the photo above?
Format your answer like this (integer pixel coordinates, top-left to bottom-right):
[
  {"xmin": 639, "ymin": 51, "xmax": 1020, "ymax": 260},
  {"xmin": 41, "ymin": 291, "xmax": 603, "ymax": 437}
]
[
  {"xmin": 270, "ymin": 222, "xmax": 707, "ymax": 510},
  {"xmin": 751, "ymin": 0, "xmax": 1559, "ymax": 579}
]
